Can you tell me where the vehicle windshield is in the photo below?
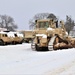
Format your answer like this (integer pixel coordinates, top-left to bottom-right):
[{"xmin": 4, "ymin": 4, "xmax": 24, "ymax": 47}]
[{"xmin": 38, "ymin": 21, "xmax": 49, "ymax": 28}]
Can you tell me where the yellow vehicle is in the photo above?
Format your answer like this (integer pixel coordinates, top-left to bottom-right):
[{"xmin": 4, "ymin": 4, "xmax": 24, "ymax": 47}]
[
  {"xmin": 22, "ymin": 30, "xmax": 34, "ymax": 43},
  {"xmin": 0, "ymin": 31, "xmax": 12, "ymax": 45},
  {"xmin": 31, "ymin": 19, "xmax": 75, "ymax": 51},
  {"xmin": 7, "ymin": 32, "xmax": 24, "ymax": 44}
]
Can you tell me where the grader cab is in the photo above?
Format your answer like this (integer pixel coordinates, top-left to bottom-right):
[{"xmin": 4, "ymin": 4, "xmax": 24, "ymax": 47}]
[{"xmin": 31, "ymin": 19, "xmax": 75, "ymax": 51}]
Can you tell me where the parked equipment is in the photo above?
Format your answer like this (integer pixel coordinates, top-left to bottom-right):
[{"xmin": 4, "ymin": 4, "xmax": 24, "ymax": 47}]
[
  {"xmin": 31, "ymin": 19, "xmax": 75, "ymax": 51},
  {"xmin": 0, "ymin": 31, "xmax": 24, "ymax": 45},
  {"xmin": 21, "ymin": 30, "xmax": 34, "ymax": 43}
]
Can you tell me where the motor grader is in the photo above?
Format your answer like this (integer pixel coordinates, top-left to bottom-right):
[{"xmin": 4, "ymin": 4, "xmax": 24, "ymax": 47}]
[{"xmin": 31, "ymin": 19, "xmax": 75, "ymax": 51}]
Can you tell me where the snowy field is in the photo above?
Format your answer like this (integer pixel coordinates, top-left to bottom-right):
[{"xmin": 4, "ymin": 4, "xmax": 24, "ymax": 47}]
[{"xmin": 0, "ymin": 43, "xmax": 75, "ymax": 75}]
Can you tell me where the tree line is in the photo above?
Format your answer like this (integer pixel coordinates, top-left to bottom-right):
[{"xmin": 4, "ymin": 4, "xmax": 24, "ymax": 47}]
[
  {"xmin": 0, "ymin": 13, "xmax": 75, "ymax": 34},
  {"xmin": 0, "ymin": 15, "xmax": 18, "ymax": 31}
]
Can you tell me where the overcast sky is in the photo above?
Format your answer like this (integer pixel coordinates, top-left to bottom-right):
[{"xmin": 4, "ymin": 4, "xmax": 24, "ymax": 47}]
[{"xmin": 0, "ymin": 0, "xmax": 75, "ymax": 30}]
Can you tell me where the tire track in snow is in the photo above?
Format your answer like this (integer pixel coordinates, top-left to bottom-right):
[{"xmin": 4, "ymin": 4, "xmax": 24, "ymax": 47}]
[
  {"xmin": 0, "ymin": 44, "xmax": 75, "ymax": 74},
  {"xmin": 45, "ymin": 59, "xmax": 75, "ymax": 75}
]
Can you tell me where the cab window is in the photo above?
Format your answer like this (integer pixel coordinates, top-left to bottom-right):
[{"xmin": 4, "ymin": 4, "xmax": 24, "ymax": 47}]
[{"xmin": 38, "ymin": 21, "xmax": 49, "ymax": 28}]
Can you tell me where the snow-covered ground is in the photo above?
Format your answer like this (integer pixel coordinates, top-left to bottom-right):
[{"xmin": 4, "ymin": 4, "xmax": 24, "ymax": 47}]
[{"xmin": 0, "ymin": 43, "xmax": 75, "ymax": 75}]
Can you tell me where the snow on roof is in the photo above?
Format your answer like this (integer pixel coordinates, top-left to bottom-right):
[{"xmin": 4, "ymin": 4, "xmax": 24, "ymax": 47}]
[
  {"xmin": 0, "ymin": 31, "xmax": 7, "ymax": 34},
  {"xmin": 17, "ymin": 33, "xmax": 24, "ymax": 37},
  {"xmin": 7, "ymin": 32, "xmax": 15, "ymax": 37}
]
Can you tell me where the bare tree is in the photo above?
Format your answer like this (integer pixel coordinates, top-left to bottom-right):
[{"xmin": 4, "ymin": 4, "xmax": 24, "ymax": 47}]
[
  {"xmin": 29, "ymin": 13, "xmax": 50, "ymax": 29},
  {"xmin": 29, "ymin": 19, "xmax": 36, "ymax": 29},
  {"xmin": 47, "ymin": 13, "xmax": 57, "ymax": 20},
  {"xmin": 34, "ymin": 13, "xmax": 50, "ymax": 20},
  {"xmin": 0, "ymin": 15, "xmax": 18, "ymax": 31},
  {"xmin": 65, "ymin": 15, "xmax": 75, "ymax": 34},
  {"xmin": 0, "ymin": 15, "xmax": 4, "ymax": 28}
]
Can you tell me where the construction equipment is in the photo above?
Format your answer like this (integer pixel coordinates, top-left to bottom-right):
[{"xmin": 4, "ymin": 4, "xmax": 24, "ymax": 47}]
[
  {"xmin": 21, "ymin": 30, "xmax": 34, "ymax": 43},
  {"xmin": 0, "ymin": 31, "xmax": 24, "ymax": 45},
  {"xmin": 31, "ymin": 19, "xmax": 75, "ymax": 51}
]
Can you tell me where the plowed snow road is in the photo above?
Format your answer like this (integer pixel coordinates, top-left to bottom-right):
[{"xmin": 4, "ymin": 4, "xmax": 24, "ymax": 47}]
[{"xmin": 0, "ymin": 43, "xmax": 75, "ymax": 75}]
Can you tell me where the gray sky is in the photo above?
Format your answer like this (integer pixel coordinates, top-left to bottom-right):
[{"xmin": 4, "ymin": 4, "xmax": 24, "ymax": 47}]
[{"xmin": 0, "ymin": 0, "xmax": 75, "ymax": 30}]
